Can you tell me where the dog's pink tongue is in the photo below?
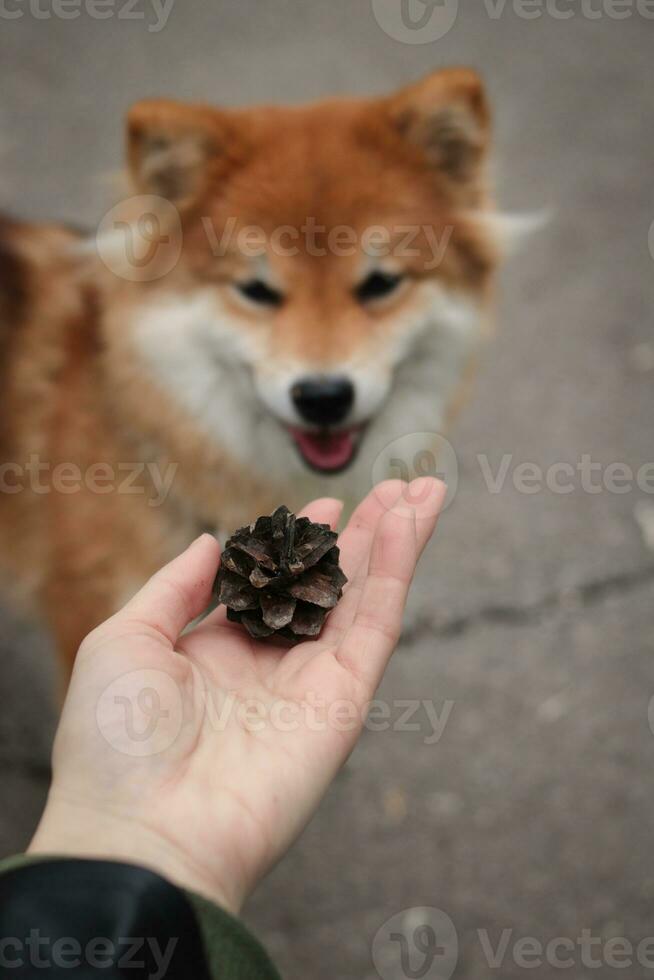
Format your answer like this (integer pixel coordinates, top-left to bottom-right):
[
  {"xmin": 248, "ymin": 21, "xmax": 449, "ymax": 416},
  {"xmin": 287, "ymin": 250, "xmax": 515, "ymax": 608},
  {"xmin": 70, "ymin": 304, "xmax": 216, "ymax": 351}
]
[{"xmin": 291, "ymin": 428, "xmax": 355, "ymax": 471}]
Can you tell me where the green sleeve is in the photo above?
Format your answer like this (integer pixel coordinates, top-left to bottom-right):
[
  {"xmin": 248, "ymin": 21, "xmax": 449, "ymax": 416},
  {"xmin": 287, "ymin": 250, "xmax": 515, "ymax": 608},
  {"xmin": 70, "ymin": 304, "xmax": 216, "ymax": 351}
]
[
  {"xmin": 186, "ymin": 890, "xmax": 282, "ymax": 980},
  {"xmin": 0, "ymin": 854, "xmax": 281, "ymax": 980}
]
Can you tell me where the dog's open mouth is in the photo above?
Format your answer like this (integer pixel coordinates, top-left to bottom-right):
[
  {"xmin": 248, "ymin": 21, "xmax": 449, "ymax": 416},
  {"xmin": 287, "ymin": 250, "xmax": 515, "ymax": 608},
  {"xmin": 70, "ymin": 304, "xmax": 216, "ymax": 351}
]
[{"xmin": 287, "ymin": 425, "xmax": 365, "ymax": 474}]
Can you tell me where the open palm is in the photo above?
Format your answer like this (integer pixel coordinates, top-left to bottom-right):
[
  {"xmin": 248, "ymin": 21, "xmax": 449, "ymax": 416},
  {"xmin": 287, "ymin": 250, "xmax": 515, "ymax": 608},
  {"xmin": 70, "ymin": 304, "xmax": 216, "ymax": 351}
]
[{"xmin": 30, "ymin": 478, "xmax": 445, "ymax": 913}]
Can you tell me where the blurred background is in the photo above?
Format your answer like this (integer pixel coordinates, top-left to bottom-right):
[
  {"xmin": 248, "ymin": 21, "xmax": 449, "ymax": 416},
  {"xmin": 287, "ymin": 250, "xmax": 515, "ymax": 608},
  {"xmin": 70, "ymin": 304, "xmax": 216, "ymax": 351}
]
[{"xmin": 1, "ymin": 2, "xmax": 653, "ymax": 978}]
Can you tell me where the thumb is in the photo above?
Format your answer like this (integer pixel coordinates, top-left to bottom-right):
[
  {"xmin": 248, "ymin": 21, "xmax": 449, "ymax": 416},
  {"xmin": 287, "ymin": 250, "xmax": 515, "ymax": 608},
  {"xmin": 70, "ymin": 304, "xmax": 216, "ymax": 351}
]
[{"xmin": 116, "ymin": 534, "xmax": 221, "ymax": 646}]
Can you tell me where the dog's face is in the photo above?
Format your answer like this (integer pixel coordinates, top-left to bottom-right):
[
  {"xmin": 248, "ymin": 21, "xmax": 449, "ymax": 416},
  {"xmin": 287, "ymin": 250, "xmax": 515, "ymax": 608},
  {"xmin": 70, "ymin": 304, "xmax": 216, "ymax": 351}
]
[{"xmin": 120, "ymin": 70, "xmax": 498, "ymax": 495}]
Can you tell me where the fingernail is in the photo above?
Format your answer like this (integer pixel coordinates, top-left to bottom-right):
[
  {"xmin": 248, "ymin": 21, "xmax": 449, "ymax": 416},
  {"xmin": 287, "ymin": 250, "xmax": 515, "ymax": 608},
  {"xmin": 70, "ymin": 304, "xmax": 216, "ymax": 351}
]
[
  {"xmin": 398, "ymin": 478, "xmax": 447, "ymax": 516},
  {"xmin": 407, "ymin": 477, "xmax": 435, "ymax": 496}
]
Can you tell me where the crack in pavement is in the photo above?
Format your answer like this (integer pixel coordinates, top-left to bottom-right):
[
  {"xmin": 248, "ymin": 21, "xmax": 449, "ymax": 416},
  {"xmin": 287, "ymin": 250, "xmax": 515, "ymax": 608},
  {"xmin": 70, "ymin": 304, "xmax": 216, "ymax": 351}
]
[
  {"xmin": 403, "ymin": 563, "xmax": 654, "ymax": 644},
  {"xmin": 3, "ymin": 565, "xmax": 654, "ymax": 781}
]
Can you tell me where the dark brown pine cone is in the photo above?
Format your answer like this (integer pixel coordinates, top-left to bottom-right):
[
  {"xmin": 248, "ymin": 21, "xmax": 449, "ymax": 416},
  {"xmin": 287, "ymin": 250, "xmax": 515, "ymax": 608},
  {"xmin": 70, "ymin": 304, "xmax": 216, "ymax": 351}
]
[{"xmin": 213, "ymin": 505, "xmax": 347, "ymax": 643}]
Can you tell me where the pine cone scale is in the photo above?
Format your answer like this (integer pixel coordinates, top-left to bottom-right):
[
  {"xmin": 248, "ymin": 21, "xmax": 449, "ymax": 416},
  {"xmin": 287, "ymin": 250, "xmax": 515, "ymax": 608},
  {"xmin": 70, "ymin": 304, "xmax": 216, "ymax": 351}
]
[
  {"xmin": 260, "ymin": 593, "xmax": 297, "ymax": 630},
  {"xmin": 288, "ymin": 601, "xmax": 325, "ymax": 636},
  {"xmin": 287, "ymin": 567, "xmax": 345, "ymax": 608},
  {"xmin": 241, "ymin": 610, "xmax": 275, "ymax": 638},
  {"xmin": 231, "ymin": 537, "xmax": 277, "ymax": 571},
  {"xmin": 216, "ymin": 569, "xmax": 259, "ymax": 611}
]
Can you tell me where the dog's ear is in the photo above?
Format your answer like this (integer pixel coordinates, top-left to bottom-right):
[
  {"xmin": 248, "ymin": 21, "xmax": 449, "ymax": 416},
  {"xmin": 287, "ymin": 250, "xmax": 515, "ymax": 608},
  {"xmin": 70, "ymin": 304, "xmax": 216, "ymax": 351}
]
[
  {"xmin": 389, "ymin": 68, "xmax": 490, "ymax": 184},
  {"xmin": 126, "ymin": 99, "xmax": 226, "ymax": 209}
]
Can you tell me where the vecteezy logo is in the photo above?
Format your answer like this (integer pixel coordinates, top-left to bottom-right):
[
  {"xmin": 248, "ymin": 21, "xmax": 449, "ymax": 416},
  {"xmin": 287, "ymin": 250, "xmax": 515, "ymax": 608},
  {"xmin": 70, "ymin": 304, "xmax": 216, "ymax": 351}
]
[
  {"xmin": 372, "ymin": 907, "xmax": 459, "ymax": 980},
  {"xmin": 371, "ymin": 0, "xmax": 459, "ymax": 43},
  {"xmin": 371, "ymin": 431, "xmax": 458, "ymax": 516},
  {"xmin": 96, "ymin": 668, "xmax": 184, "ymax": 757},
  {"xmin": 96, "ymin": 194, "xmax": 182, "ymax": 282}
]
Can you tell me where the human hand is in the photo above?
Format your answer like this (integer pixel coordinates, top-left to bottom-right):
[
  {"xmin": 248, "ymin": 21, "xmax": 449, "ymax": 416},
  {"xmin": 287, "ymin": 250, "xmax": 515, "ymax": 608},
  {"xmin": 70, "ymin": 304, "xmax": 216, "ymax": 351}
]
[{"xmin": 29, "ymin": 478, "xmax": 446, "ymax": 914}]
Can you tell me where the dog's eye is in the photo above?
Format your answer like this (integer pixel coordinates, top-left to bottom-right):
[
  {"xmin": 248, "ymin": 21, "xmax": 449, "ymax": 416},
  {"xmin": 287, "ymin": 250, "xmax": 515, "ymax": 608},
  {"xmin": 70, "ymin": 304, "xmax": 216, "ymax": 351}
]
[
  {"xmin": 355, "ymin": 270, "xmax": 405, "ymax": 304},
  {"xmin": 235, "ymin": 279, "xmax": 284, "ymax": 307}
]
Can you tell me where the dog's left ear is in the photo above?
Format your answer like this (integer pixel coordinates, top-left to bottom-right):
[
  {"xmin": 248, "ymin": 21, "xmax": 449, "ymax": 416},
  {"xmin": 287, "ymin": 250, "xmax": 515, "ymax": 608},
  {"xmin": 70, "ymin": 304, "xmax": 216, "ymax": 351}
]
[{"xmin": 388, "ymin": 68, "xmax": 490, "ymax": 185}]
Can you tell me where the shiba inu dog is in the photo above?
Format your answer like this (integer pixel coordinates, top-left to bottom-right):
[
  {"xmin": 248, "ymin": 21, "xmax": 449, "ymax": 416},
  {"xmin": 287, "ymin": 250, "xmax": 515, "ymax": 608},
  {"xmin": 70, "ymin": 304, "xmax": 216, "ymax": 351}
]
[{"xmin": 0, "ymin": 67, "xmax": 502, "ymax": 679}]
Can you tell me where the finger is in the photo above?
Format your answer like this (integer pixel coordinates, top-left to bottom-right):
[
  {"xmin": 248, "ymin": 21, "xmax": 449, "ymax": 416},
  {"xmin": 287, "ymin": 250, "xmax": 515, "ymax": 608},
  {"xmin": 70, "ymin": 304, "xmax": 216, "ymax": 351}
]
[
  {"xmin": 298, "ymin": 497, "xmax": 344, "ymax": 530},
  {"xmin": 336, "ymin": 480, "xmax": 407, "ymax": 579},
  {"xmin": 116, "ymin": 534, "xmax": 221, "ymax": 645},
  {"xmin": 320, "ymin": 480, "xmax": 407, "ymax": 642},
  {"xmin": 334, "ymin": 478, "xmax": 446, "ymax": 691}
]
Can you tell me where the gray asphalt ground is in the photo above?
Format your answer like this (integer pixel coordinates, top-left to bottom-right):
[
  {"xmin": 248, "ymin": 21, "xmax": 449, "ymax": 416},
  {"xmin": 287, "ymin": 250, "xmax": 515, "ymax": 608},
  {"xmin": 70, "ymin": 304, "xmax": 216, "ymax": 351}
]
[{"xmin": 1, "ymin": 2, "xmax": 653, "ymax": 978}]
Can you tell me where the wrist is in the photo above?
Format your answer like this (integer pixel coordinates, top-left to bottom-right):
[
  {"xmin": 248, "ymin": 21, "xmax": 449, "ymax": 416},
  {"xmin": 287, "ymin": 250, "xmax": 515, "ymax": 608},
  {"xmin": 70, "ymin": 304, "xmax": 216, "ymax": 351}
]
[{"xmin": 28, "ymin": 796, "xmax": 243, "ymax": 916}]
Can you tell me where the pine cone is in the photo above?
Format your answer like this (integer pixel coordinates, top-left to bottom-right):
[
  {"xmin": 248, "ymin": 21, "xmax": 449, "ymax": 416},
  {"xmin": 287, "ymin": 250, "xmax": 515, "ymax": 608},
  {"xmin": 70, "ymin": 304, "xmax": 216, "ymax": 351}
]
[{"xmin": 214, "ymin": 505, "xmax": 347, "ymax": 643}]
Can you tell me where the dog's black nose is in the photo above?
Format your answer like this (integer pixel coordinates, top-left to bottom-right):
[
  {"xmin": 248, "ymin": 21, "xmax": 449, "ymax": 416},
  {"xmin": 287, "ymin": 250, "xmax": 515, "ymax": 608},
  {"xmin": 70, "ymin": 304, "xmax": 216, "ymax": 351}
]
[{"xmin": 291, "ymin": 376, "xmax": 355, "ymax": 427}]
